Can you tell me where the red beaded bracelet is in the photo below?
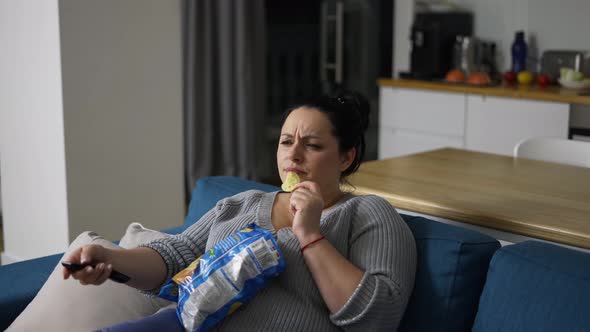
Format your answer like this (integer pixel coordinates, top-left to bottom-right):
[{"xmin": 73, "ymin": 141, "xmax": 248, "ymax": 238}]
[{"xmin": 300, "ymin": 236, "xmax": 326, "ymax": 253}]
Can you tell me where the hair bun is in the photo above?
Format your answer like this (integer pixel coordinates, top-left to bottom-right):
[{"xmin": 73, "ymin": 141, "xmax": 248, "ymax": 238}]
[{"xmin": 334, "ymin": 90, "xmax": 371, "ymax": 132}]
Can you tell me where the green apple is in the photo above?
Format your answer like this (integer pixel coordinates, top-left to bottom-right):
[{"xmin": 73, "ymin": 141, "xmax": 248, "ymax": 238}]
[
  {"xmin": 561, "ymin": 68, "xmax": 574, "ymax": 81},
  {"xmin": 561, "ymin": 67, "xmax": 572, "ymax": 79},
  {"xmin": 560, "ymin": 67, "xmax": 587, "ymax": 82}
]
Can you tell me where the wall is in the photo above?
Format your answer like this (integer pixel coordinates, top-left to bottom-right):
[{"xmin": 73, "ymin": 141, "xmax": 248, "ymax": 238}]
[
  {"xmin": 0, "ymin": 0, "xmax": 70, "ymax": 262},
  {"xmin": 395, "ymin": 0, "xmax": 590, "ymax": 73},
  {"xmin": 454, "ymin": 0, "xmax": 590, "ymax": 72},
  {"xmin": 59, "ymin": 0, "xmax": 184, "ymax": 242},
  {"xmin": 0, "ymin": 0, "xmax": 184, "ymax": 263}
]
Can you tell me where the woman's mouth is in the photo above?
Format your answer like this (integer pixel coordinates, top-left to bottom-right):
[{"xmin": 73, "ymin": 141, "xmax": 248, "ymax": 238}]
[{"xmin": 284, "ymin": 167, "xmax": 304, "ymax": 175}]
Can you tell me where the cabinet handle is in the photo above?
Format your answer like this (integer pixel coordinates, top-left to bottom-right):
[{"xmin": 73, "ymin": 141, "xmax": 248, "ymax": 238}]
[
  {"xmin": 320, "ymin": 1, "xmax": 344, "ymax": 84},
  {"xmin": 320, "ymin": 2, "xmax": 328, "ymax": 82},
  {"xmin": 335, "ymin": 1, "xmax": 343, "ymax": 84}
]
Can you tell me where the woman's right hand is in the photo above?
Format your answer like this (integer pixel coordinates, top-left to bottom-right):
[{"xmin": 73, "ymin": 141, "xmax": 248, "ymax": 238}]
[{"xmin": 62, "ymin": 244, "xmax": 114, "ymax": 285}]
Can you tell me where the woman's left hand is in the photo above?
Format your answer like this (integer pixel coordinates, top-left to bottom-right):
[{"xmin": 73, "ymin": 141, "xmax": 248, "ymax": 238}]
[{"xmin": 289, "ymin": 181, "xmax": 324, "ymax": 245}]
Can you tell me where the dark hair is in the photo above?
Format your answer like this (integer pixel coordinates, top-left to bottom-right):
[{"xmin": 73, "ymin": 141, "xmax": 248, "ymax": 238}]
[{"xmin": 281, "ymin": 90, "xmax": 371, "ymax": 180}]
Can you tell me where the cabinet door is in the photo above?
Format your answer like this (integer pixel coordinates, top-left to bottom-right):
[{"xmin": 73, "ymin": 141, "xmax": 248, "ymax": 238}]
[
  {"xmin": 379, "ymin": 127, "xmax": 464, "ymax": 159},
  {"xmin": 380, "ymin": 87, "xmax": 466, "ymax": 136},
  {"xmin": 466, "ymin": 95, "xmax": 569, "ymax": 156}
]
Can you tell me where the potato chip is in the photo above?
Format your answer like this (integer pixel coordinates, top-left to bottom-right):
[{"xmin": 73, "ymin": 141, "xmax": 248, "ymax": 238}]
[{"xmin": 281, "ymin": 172, "xmax": 300, "ymax": 192}]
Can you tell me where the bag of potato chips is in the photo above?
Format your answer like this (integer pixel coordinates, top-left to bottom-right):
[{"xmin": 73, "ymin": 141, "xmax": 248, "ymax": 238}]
[{"xmin": 158, "ymin": 223, "xmax": 286, "ymax": 332}]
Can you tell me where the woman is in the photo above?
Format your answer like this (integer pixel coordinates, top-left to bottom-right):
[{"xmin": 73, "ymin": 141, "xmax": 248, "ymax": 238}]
[{"xmin": 63, "ymin": 91, "xmax": 417, "ymax": 331}]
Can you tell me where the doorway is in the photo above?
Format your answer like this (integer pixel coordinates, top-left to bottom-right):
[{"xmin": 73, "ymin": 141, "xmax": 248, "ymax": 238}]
[{"xmin": 262, "ymin": 0, "xmax": 393, "ymax": 182}]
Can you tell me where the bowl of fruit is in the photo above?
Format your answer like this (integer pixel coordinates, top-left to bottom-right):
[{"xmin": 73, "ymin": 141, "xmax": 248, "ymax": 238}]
[{"xmin": 558, "ymin": 68, "xmax": 590, "ymax": 89}]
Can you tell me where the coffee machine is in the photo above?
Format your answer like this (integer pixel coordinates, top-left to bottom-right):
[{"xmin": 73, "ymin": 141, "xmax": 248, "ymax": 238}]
[{"xmin": 407, "ymin": 11, "xmax": 473, "ymax": 80}]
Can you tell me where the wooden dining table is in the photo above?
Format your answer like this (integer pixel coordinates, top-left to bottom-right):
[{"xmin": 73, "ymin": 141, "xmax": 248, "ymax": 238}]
[{"xmin": 347, "ymin": 148, "xmax": 590, "ymax": 249}]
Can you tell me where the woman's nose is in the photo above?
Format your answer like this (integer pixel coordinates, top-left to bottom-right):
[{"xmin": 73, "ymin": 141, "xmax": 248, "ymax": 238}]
[{"xmin": 287, "ymin": 143, "xmax": 303, "ymax": 162}]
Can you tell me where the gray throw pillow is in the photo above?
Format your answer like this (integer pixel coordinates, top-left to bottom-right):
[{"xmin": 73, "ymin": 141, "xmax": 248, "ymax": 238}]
[{"xmin": 7, "ymin": 224, "xmax": 173, "ymax": 331}]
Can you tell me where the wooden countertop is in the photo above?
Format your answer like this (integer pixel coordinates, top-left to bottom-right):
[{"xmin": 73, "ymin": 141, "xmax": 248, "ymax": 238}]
[
  {"xmin": 378, "ymin": 78, "xmax": 590, "ymax": 105},
  {"xmin": 348, "ymin": 148, "xmax": 590, "ymax": 249}
]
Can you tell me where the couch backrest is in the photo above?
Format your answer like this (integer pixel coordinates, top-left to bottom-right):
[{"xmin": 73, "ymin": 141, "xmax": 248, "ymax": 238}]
[
  {"xmin": 472, "ymin": 241, "xmax": 590, "ymax": 332},
  {"xmin": 398, "ymin": 215, "xmax": 500, "ymax": 332},
  {"xmin": 186, "ymin": 176, "xmax": 501, "ymax": 332},
  {"xmin": 183, "ymin": 176, "xmax": 278, "ymax": 230}
]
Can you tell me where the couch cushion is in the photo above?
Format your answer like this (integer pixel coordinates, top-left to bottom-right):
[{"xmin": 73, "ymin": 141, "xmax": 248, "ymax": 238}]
[
  {"xmin": 398, "ymin": 215, "xmax": 501, "ymax": 332},
  {"xmin": 472, "ymin": 241, "xmax": 590, "ymax": 332},
  {"xmin": 184, "ymin": 176, "xmax": 279, "ymax": 229}
]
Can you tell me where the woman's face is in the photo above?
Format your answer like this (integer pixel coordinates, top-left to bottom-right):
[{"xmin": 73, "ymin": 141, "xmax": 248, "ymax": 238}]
[{"xmin": 277, "ymin": 107, "xmax": 354, "ymax": 196}]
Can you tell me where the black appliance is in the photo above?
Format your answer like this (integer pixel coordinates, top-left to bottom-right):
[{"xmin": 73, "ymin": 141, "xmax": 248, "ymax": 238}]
[{"xmin": 408, "ymin": 11, "xmax": 473, "ymax": 80}]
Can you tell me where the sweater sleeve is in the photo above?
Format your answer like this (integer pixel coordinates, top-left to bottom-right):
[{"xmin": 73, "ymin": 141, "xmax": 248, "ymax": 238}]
[
  {"xmin": 138, "ymin": 198, "xmax": 224, "ymax": 294},
  {"xmin": 139, "ymin": 190, "xmax": 266, "ymax": 295},
  {"xmin": 329, "ymin": 195, "xmax": 417, "ymax": 331}
]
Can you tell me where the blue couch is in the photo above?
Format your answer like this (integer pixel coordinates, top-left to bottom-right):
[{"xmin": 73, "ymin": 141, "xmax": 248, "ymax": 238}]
[{"xmin": 1, "ymin": 176, "xmax": 589, "ymax": 331}]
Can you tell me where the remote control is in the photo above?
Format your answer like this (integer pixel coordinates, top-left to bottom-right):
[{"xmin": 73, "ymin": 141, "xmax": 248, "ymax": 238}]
[{"xmin": 61, "ymin": 261, "xmax": 130, "ymax": 284}]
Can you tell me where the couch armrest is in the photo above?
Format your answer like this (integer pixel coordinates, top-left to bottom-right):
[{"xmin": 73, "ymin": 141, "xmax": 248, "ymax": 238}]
[{"xmin": 0, "ymin": 253, "xmax": 61, "ymax": 330}]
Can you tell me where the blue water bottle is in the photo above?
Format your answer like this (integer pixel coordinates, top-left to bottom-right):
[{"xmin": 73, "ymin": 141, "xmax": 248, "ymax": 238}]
[{"xmin": 511, "ymin": 31, "xmax": 527, "ymax": 73}]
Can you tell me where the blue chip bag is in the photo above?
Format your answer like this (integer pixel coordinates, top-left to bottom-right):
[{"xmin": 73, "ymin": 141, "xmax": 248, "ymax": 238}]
[{"xmin": 158, "ymin": 223, "xmax": 286, "ymax": 332}]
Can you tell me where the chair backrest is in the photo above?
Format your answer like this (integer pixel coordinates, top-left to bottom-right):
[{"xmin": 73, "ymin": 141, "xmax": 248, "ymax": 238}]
[{"xmin": 514, "ymin": 137, "xmax": 590, "ymax": 168}]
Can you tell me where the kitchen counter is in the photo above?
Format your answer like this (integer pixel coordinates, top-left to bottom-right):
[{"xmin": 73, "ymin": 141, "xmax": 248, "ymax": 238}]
[
  {"xmin": 348, "ymin": 148, "xmax": 590, "ymax": 249},
  {"xmin": 378, "ymin": 78, "xmax": 590, "ymax": 105}
]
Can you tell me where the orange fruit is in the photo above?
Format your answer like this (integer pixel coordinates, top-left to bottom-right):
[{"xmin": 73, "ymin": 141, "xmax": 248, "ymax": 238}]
[
  {"xmin": 467, "ymin": 72, "xmax": 491, "ymax": 85},
  {"xmin": 445, "ymin": 69, "xmax": 466, "ymax": 83}
]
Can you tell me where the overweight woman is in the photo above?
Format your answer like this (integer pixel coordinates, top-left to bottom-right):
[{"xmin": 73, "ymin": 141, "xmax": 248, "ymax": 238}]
[{"xmin": 63, "ymin": 91, "xmax": 417, "ymax": 332}]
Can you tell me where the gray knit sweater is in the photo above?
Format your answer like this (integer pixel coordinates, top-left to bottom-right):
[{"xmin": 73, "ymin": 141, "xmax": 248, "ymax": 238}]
[{"xmin": 143, "ymin": 190, "xmax": 417, "ymax": 331}]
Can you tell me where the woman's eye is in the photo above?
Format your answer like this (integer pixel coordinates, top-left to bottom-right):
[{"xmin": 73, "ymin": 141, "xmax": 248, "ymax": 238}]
[
  {"xmin": 306, "ymin": 144, "xmax": 321, "ymax": 149},
  {"xmin": 280, "ymin": 140, "xmax": 292, "ymax": 145}
]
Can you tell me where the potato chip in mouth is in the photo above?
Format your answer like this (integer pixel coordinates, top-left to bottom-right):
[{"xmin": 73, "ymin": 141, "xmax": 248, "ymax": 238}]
[{"xmin": 281, "ymin": 172, "xmax": 300, "ymax": 192}]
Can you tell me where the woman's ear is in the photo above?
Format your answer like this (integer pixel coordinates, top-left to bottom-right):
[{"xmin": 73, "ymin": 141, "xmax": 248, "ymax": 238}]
[{"xmin": 340, "ymin": 148, "xmax": 356, "ymax": 172}]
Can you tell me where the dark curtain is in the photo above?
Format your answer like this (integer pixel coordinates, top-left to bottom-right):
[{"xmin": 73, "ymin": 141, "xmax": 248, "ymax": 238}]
[{"xmin": 183, "ymin": 0, "xmax": 266, "ymax": 200}]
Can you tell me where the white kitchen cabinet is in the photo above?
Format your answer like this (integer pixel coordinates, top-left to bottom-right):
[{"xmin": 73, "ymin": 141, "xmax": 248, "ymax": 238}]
[
  {"xmin": 381, "ymin": 88, "xmax": 466, "ymax": 136},
  {"xmin": 379, "ymin": 87, "xmax": 466, "ymax": 158},
  {"xmin": 379, "ymin": 127, "xmax": 464, "ymax": 158},
  {"xmin": 465, "ymin": 95, "xmax": 569, "ymax": 155},
  {"xmin": 378, "ymin": 86, "xmax": 571, "ymax": 159}
]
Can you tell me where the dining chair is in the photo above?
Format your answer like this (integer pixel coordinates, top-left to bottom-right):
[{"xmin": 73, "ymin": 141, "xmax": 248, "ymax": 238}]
[{"xmin": 514, "ymin": 137, "xmax": 590, "ymax": 168}]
